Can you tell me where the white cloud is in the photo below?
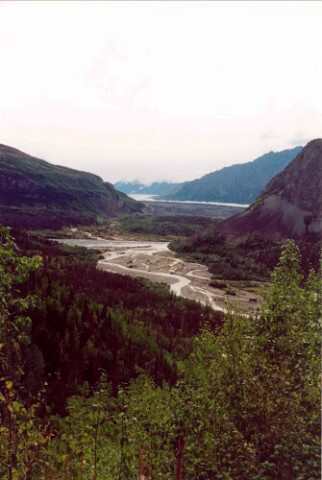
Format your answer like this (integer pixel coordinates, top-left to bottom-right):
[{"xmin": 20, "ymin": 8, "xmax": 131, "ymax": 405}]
[{"xmin": 0, "ymin": 1, "xmax": 321, "ymax": 182}]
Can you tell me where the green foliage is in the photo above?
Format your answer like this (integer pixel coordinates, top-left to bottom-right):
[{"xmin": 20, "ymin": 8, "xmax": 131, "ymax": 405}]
[
  {"xmin": 0, "ymin": 229, "xmax": 320, "ymax": 479},
  {"xmin": 0, "ymin": 226, "xmax": 42, "ymax": 386},
  {"xmin": 46, "ymin": 378, "xmax": 120, "ymax": 480},
  {"xmin": 0, "ymin": 226, "xmax": 47, "ymax": 480},
  {"xmin": 122, "ymin": 376, "xmax": 175, "ymax": 479},
  {"xmin": 119, "ymin": 215, "xmax": 218, "ymax": 239},
  {"xmin": 171, "ymin": 229, "xmax": 321, "ymax": 281},
  {"xmin": 0, "ymin": 382, "xmax": 49, "ymax": 480},
  {"xmin": 41, "ymin": 240, "xmax": 320, "ymax": 480},
  {"xmin": 0, "ymin": 144, "xmax": 140, "ymax": 229},
  {"xmin": 8, "ymin": 230, "xmax": 221, "ymax": 412}
]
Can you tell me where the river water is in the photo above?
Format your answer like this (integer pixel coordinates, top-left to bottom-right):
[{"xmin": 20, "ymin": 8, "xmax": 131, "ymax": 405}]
[{"xmin": 129, "ymin": 193, "xmax": 249, "ymax": 209}]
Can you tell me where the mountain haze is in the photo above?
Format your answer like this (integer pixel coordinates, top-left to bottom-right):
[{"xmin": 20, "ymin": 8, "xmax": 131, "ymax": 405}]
[
  {"xmin": 114, "ymin": 180, "xmax": 181, "ymax": 197},
  {"xmin": 0, "ymin": 144, "xmax": 141, "ymax": 229},
  {"xmin": 165, "ymin": 147, "xmax": 302, "ymax": 204},
  {"xmin": 220, "ymin": 139, "xmax": 322, "ymax": 240}
]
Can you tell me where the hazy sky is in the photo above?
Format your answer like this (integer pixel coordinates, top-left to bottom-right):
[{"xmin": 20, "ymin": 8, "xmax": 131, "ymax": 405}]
[{"xmin": 1, "ymin": 1, "xmax": 322, "ymax": 183}]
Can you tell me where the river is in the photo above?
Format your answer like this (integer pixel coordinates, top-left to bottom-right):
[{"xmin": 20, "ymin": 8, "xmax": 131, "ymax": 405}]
[
  {"xmin": 129, "ymin": 193, "xmax": 249, "ymax": 209},
  {"xmin": 55, "ymin": 238, "xmax": 226, "ymax": 311},
  {"xmin": 55, "ymin": 237, "xmax": 261, "ymax": 313}
]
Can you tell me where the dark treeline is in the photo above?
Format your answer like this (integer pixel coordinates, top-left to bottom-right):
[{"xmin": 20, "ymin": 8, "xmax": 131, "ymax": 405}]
[
  {"xmin": 0, "ymin": 206, "xmax": 96, "ymax": 230},
  {"xmin": 119, "ymin": 214, "xmax": 220, "ymax": 238},
  {"xmin": 171, "ymin": 226, "xmax": 322, "ymax": 281}
]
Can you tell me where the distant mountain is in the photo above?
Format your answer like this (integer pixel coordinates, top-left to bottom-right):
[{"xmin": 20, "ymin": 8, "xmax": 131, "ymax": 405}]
[
  {"xmin": 164, "ymin": 146, "xmax": 302, "ymax": 204},
  {"xmin": 114, "ymin": 181, "xmax": 145, "ymax": 194},
  {"xmin": 114, "ymin": 180, "xmax": 181, "ymax": 197},
  {"xmin": 220, "ymin": 139, "xmax": 322, "ymax": 240},
  {"xmin": 0, "ymin": 144, "xmax": 141, "ymax": 229}
]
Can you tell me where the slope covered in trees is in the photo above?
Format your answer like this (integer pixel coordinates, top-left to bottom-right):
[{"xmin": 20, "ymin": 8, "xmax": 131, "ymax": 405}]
[
  {"xmin": 0, "ymin": 144, "xmax": 141, "ymax": 229},
  {"xmin": 171, "ymin": 227, "xmax": 321, "ymax": 281},
  {"xmin": 2, "ymin": 229, "xmax": 222, "ymax": 413},
  {"xmin": 0, "ymin": 228, "xmax": 320, "ymax": 479}
]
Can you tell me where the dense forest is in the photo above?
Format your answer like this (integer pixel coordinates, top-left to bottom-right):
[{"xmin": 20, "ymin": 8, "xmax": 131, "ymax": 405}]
[
  {"xmin": 171, "ymin": 226, "xmax": 322, "ymax": 281},
  {"xmin": 0, "ymin": 226, "xmax": 320, "ymax": 479},
  {"xmin": 0, "ymin": 144, "xmax": 141, "ymax": 229},
  {"xmin": 119, "ymin": 215, "xmax": 220, "ymax": 239},
  {"xmin": 4, "ymin": 229, "xmax": 222, "ymax": 412}
]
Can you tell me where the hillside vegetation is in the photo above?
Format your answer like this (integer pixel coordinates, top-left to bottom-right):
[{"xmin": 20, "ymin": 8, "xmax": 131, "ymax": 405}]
[
  {"xmin": 119, "ymin": 215, "xmax": 220, "ymax": 239},
  {"xmin": 0, "ymin": 144, "xmax": 141, "ymax": 229},
  {"xmin": 0, "ymin": 227, "xmax": 320, "ymax": 479}
]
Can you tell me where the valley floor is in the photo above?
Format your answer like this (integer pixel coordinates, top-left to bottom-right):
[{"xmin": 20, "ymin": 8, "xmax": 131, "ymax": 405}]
[{"xmin": 56, "ymin": 236, "xmax": 263, "ymax": 314}]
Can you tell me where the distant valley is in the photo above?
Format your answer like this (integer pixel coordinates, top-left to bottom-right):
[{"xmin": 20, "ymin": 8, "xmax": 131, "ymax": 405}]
[
  {"xmin": 115, "ymin": 146, "xmax": 302, "ymax": 204},
  {"xmin": 220, "ymin": 139, "xmax": 322, "ymax": 240},
  {"xmin": 1, "ymin": 139, "xmax": 320, "ymax": 479},
  {"xmin": 2, "ymin": 5, "xmax": 320, "ymax": 478},
  {"xmin": 114, "ymin": 180, "xmax": 181, "ymax": 197},
  {"xmin": 172, "ymin": 140, "xmax": 322, "ymax": 281}
]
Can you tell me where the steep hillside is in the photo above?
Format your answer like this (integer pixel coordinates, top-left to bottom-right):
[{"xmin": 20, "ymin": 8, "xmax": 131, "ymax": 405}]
[
  {"xmin": 0, "ymin": 144, "xmax": 141, "ymax": 228},
  {"xmin": 114, "ymin": 180, "xmax": 181, "ymax": 196},
  {"xmin": 165, "ymin": 146, "xmax": 302, "ymax": 203},
  {"xmin": 220, "ymin": 139, "xmax": 322, "ymax": 240}
]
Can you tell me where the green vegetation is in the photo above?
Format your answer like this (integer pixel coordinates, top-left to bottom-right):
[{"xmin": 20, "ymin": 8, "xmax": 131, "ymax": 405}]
[
  {"xmin": 0, "ymin": 144, "xmax": 141, "ymax": 229},
  {"xmin": 171, "ymin": 226, "xmax": 321, "ymax": 281},
  {"xmin": 119, "ymin": 215, "xmax": 219, "ymax": 239},
  {"xmin": 0, "ymin": 227, "xmax": 45, "ymax": 479},
  {"xmin": 0, "ymin": 227, "xmax": 320, "ymax": 479},
  {"xmin": 2, "ymin": 229, "xmax": 222, "ymax": 412},
  {"xmin": 170, "ymin": 228, "xmax": 281, "ymax": 280}
]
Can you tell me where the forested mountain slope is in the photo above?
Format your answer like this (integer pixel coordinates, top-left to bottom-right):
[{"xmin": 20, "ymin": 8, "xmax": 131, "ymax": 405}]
[
  {"xmin": 12, "ymin": 230, "xmax": 222, "ymax": 412},
  {"xmin": 0, "ymin": 144, "xmax": 141, "ymax": 228}
]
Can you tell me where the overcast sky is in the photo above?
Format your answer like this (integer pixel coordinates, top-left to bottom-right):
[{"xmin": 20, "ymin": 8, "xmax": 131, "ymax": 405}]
[{"xmin": 1, "ymin": 1, "xmax": 321, "ymax": 183}]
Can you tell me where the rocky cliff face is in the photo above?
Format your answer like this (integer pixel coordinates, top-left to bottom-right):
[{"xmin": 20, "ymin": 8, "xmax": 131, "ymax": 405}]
[
  {"xmin": 220, "ymin": 139, "xmax": 322, "ymax": 240},
  {"xmin": 0, "ymin": 144, "xmax": 142, "ymax": 229}
]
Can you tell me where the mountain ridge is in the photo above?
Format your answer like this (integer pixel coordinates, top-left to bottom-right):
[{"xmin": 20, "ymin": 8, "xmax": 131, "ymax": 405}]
[
  {"xmin": 0, "ymin": 144, "xmax": 141, "ymax": 229},
  {"xmin": 164, "ymin": 146, "xmax": 302, "ymax": 204},
  {"xmin": 114, "ymin": 180, "xmax": 181, "ymax": 197},
  {"xmin": 220, "ymin": 139, "xmax": 322, "ymax": 240}
]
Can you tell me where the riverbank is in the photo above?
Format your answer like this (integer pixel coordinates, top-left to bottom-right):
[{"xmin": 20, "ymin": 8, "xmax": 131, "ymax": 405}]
[{"xmin": 55, "ymin": 237, "xmax": 262, "ymax": 313}]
